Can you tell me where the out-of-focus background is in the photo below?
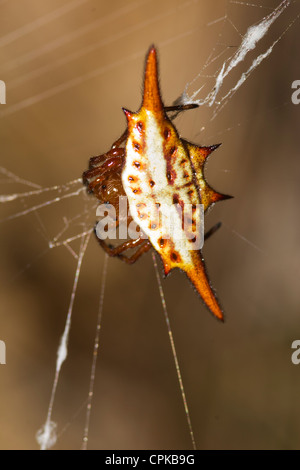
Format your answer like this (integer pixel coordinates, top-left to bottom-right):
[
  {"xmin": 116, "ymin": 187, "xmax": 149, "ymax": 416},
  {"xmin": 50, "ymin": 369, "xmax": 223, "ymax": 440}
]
[{"xmin": 0, "ymin": 0, "xmax": 300, "ymax": 450}]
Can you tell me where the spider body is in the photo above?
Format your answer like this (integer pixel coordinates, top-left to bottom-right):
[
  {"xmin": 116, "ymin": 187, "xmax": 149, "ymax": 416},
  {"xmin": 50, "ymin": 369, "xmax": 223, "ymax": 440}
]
[{"xmin": 83, "ymin": 46, "xmax": 231, "ymax": 320}]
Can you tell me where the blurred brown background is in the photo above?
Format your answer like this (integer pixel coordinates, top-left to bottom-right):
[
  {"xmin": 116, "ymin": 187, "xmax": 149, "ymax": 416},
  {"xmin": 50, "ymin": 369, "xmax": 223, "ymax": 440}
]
[{"xmin": 0, "ymin": 0, "xmax": 300, "ymax": 450}]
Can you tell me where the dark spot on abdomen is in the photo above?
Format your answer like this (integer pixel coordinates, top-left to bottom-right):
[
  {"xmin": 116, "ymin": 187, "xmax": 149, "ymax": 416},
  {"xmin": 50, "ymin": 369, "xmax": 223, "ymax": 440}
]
[
  {"xmin": 173, "ymin": 194, "xmax": 179, "ymax": 204},
  {"xmin": 164, "ymin": 128, "xmax": 171, "ymax": 140},
  {"xmin": 137, "ymin": 121, "xmax": 143, "ymax": 132},
  {"xmin": 167, "ymin": 170, "xmax": 176, "ymax": 184},
  {"xmin": 159, "ymin": 237, "xmax": 165, "ymax": 248},
  {"xmin": 170, "ymin": 146, "xmax": 177, "ymax": 157}
]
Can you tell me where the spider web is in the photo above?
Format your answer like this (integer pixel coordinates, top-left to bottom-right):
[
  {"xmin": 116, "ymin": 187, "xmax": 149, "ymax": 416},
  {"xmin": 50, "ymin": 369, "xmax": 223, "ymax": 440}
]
[{"xmin": 0, "ymin": 0, "xmax": 299, "ymax": 450}]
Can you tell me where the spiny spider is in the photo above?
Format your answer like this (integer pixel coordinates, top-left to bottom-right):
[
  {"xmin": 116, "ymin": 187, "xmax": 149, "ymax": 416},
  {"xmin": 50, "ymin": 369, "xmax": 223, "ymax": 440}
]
[{"xmin": 83, "ymin": 46, "xmax": 231, "ymax": 320}]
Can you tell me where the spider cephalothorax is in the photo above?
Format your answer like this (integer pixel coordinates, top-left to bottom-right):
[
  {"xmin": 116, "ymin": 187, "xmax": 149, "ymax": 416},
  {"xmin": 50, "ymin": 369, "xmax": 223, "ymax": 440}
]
[{"xmin": 83, "ymin": 46, "xmax": 231, "ymax": 320}]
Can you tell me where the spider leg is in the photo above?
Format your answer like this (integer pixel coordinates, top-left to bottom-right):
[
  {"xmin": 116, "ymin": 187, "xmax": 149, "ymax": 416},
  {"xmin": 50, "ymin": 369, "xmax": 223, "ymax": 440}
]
[
  {"xmin": 96, "ymin": 236, "xmax": 145, "ymax": 256},
  {"xmin": 164, "ymin": 103, "xmax": 199, "ymax": 112},
  {"xmin": 89, "ymin": 147, "xmax": 125, "ymax": 168},
  {"xmin": 111, "ymin": 129, "xmax": 128, "ymax": 149},
  {"xmin": 117, "ymin": 240, "xmax": 152, "ymax": 264},
  {"xmin": 204, "ymin": 222, "xmax": 222, "ymax": 241},
  {"xmin": 96, "ymin": 234, "xmax": 152, "ymax": 264},
  {"xmin": 84, "ymin": 155, "xmax": 124, "ymax": 179},
  {"xmin": 83, "ymin": 154, "xmax": 124, "ymax": 189}
]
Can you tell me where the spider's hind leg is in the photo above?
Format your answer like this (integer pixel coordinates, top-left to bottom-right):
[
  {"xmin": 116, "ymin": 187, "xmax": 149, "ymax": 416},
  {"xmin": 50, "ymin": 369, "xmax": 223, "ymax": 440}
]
[
  {"xmin": 95, "ymin": 233, "xmax": 152, "ymax": 264},
  {"xmin": 165, "ymin": 103, "xmax": 199, "ymax": 119},
  {"xmin": 117, "ymin": 240, "xmax": 152, "ymax": 264},
  {"xmin": 164, "ymin": 103, "xmax": 199, "ymax": 113},
  {"xmin": 204, "ymin": 222, "xmax": 222, "ymax": 241}
]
